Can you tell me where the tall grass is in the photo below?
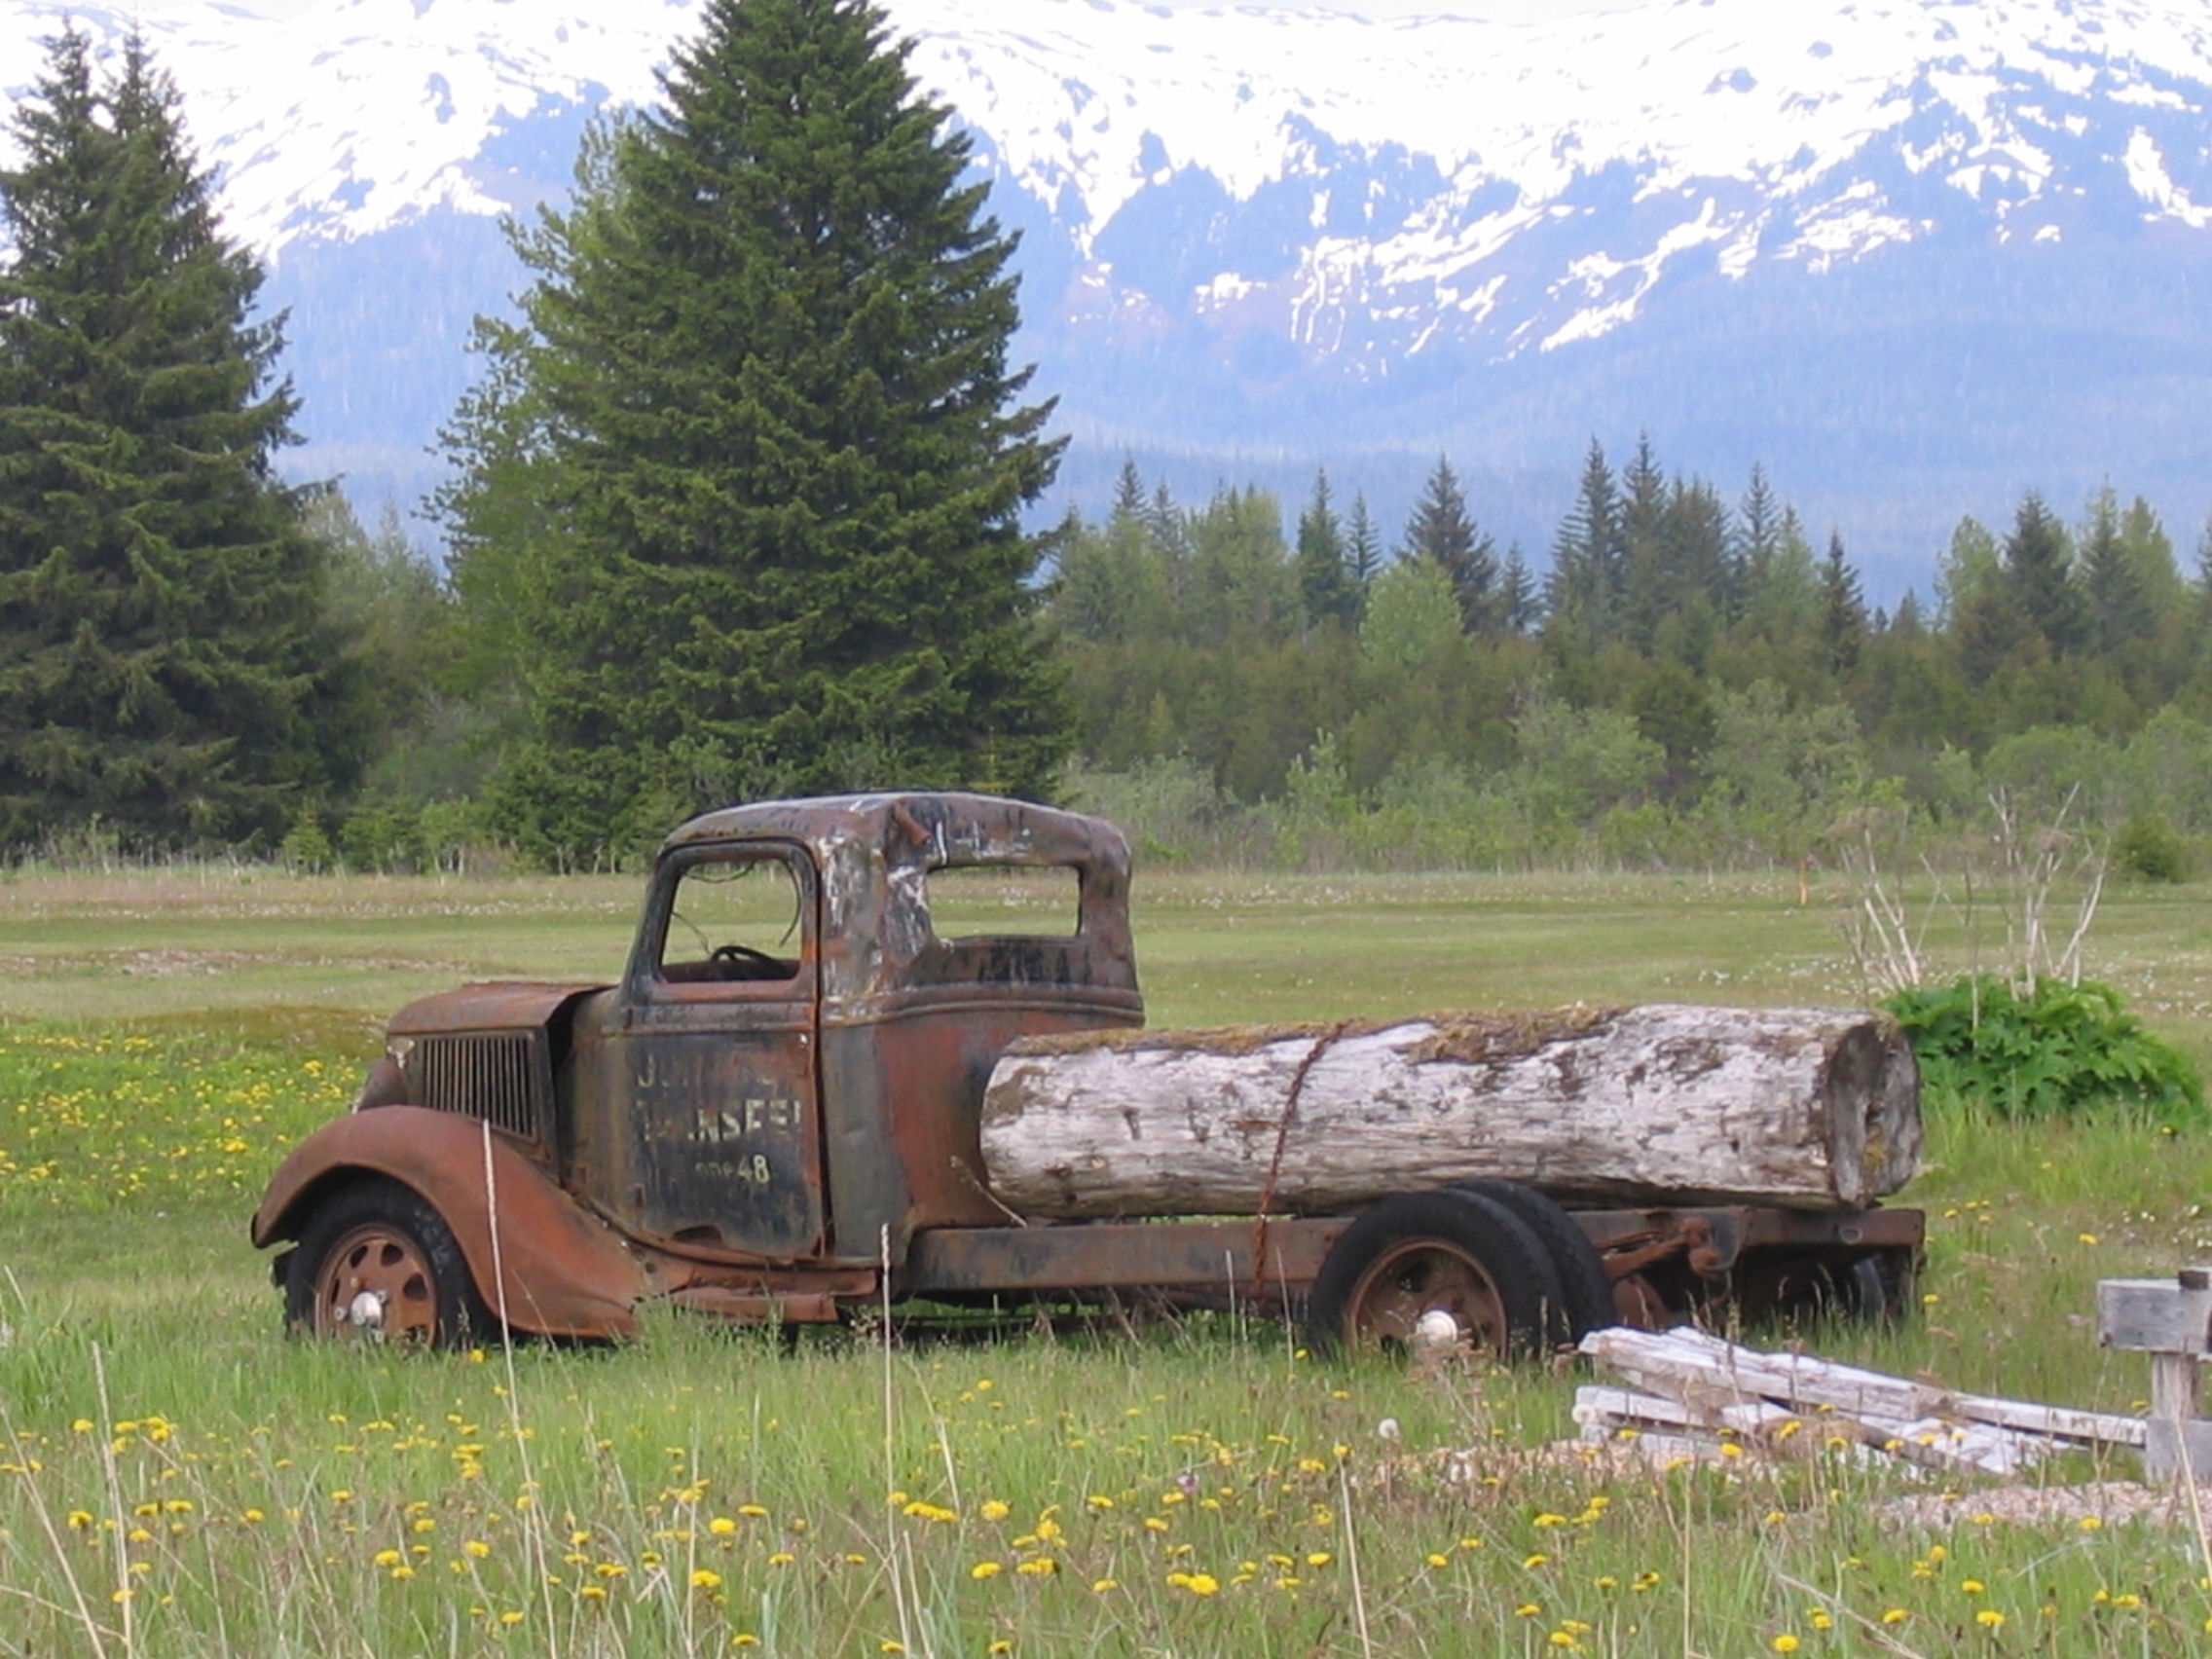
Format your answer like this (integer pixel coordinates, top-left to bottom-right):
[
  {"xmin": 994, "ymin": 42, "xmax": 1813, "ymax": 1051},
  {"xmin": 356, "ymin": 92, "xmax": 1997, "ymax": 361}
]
[{"xmin": 6, "ymin": 870, "xmax": 2212, "ymax": 1653}]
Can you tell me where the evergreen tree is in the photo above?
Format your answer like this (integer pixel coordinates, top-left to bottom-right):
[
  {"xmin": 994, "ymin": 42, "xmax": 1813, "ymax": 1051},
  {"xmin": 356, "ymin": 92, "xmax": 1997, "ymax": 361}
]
[
  {"xmin": 1616, "ymin": 433, "xmax": 1672, "ymax": 650},
  {"xmin": 1294, "ymin": 467, "xmax": 1356, "ymax": 628},
  {"xmin": 1819, "ymin": 530, "xmax": 1868, "ymax": 677},
  {"xmin": 2003, "ymin": 492, "xmax": 2087, "ymax": 658},
  {"xmin": 1497, "ymin": 546, "xmax": 1539, "ymax": 635},
  {"xmin": 1111, "ymin": 455, "xmax": 1146, "ymax": 523},
  {"xmin": 1735, "ymin": 463, "xmax": 1782, "ymax": 607},
  {"xmin": 1544, "ymin": 439, "xmax": 1621, "ymax": 650},
  {"xmin": 0, "ymin": 28, "xmax": 361, "ymax": 852},
  {"xmin": 1346, "ymin": 493, "xmax": 1383, "ymax": 603},
  {"xmin": 1403, "ymin": 454, "xmax": 1497, "ymax": 633},
  {"xmin": 2081, "ymin": 484, "xmax": 2157, "ymax": 657},
  {"xmin": 438, "ymin": 0, "xmax": 1067, "ymax": 856}
]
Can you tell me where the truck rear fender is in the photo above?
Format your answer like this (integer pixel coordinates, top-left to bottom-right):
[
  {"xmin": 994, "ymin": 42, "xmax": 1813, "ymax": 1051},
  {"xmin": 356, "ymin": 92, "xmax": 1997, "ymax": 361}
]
[{"xmin": 251, "ymin": 1106, "xmax": 648, "ymax": 1339}]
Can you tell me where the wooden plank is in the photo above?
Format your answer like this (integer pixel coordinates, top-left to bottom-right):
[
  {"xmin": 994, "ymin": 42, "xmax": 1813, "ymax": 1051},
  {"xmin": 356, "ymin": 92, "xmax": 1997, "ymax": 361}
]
[
  {"xmin": 1947, "ymin": 1392, "xmax": 2147, "ymax": 1449},
  {"xmin": 1580, "ymin": 1326, "xmax": 1944, "ymax": 1420},
  {"xmin": 2098, "ymin": 1277, "xmax": 2212, "ymax": 1355},
  {"xmin": 1582, "ymin": 1326, "xmax": 2147, "ymax": 1462}
]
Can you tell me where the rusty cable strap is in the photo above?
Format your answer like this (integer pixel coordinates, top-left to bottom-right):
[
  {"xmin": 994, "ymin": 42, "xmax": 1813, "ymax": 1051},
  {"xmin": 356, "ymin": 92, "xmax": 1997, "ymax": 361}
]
[{"xmin": 1250, "ymin": 1019, "xmax": 1354, "ymax": 1295}]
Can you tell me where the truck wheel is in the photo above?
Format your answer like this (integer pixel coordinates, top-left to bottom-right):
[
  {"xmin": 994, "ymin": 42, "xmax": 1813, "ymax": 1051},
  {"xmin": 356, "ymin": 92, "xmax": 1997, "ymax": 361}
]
[
  {"xmin": 1306, "ymin": 1188, "xmax": 1568, "ymax": 1360},
  {"xmin": 286, "ymin": 1176, "xmax": 493, "ymax": 1348},
  {"xmin": 1448, "ymin": 1180, "xmax": 1617, "ymax": 1342}
]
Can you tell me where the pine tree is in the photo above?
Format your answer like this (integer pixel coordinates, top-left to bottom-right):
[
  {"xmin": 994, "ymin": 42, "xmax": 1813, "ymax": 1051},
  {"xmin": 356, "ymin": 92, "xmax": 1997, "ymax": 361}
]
[
  {"xmin": 1345, "ymin": 493, "xmax": 1383, "ymax": 603},
  {"xmin": 1497, "ymin": 546, "xmax": 1539, "ymax": 635},
  {"xmin": 1293, "ymin": 467, "xmax": 1355, "ymax": 628},
  {"xmin": 2080, "ymin": 484, "xmax": 2156, "ymax": 657},
  {"xmin": 1544, "ymin": 439, "xmax": 1621, "ymax": 650},
  {"xmin": 1616, "ymin": 433, "xmax": 1671, "ymax": 650},
  {"xmin": 1819, "ymin": 530, "xmax": 1868, "ymax": 677},
  {"xmin": 2002, "ymin": 492, "xmax": 2087, "ymax": 658},
  {"xmin": 438, "ymin": 0, "xmax": 1068, "ymax": 857},
  {"xmin": 1111, "ymin": 456, "xmax": 1146, "ymax": 524},
  {"xmin": 0, "ymin": 28, "xmax": 360, "ymax": 852},
  {"xmin": 1736, "ymin": 464, "xmax": 1782, "ymax": 604},
  {"xmin": 1403, "ymin": 454, "xmax": 1497, "ymax": 633}
]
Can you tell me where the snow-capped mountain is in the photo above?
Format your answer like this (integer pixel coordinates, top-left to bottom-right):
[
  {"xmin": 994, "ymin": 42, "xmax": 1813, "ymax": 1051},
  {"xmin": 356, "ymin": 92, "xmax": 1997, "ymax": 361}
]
[{"xmin": 8, "ymin": 0, "xmax": 2212, "ymax": 587}]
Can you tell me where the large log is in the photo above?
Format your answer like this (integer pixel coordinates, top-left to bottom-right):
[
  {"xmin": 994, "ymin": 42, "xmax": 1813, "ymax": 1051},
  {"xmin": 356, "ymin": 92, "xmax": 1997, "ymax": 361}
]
[{"xmin": 978, "ymin": 1005, "xmax": 1921, "ymax": 1218}]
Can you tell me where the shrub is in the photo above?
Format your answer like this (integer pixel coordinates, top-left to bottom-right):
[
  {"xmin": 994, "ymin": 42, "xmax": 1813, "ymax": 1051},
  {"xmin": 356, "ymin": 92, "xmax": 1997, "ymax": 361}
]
[
  {"xmin": 1884, "ymin": 975, "xmax": 2204, "ymax": 1125},
  {"xmin": 2114, "ymin": 811, "xmax": 2190, "ymax": 883},
  {"xmin": 278, "ymin": 808, "xmax": 334, "ymax": 874}
]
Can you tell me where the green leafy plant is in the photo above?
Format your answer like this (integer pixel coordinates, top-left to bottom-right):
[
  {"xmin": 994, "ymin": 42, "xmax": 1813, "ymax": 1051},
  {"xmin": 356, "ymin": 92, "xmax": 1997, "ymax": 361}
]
[
  {"xmin": 2114, "ymin": 812, "xmax": 2190, "ymax": 883},
  {"xmin": 1884, "ymin": 975, "xmax": 2204, "ymax": 1125}
]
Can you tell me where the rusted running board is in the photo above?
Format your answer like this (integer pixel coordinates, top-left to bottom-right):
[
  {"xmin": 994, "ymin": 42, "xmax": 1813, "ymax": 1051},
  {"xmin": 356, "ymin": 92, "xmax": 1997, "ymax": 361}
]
[{"xmin": 902, "ymin": 1217, "xmax": 1354, "ymax": 1297}]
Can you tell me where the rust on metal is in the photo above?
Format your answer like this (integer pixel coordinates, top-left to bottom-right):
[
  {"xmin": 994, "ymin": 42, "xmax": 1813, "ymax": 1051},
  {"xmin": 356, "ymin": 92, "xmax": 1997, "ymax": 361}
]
[
  {"xmin": 253, "ymin": 1106, "xmax": 651, "ymax": 1339},
  {"xmin": 300, "ymin": 1218, "xmax": 443, "ymax": 1343},
  {"xmin": 902, "ymin": 1217, "xmax": 1350, "ymax": 1296}
]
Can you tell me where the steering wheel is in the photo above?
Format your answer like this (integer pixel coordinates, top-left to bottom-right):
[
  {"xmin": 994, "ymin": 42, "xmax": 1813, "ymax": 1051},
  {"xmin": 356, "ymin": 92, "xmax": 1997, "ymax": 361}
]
[{"xmin": 710, "ymin": 942, "xmax": 783, "ymax": 977}]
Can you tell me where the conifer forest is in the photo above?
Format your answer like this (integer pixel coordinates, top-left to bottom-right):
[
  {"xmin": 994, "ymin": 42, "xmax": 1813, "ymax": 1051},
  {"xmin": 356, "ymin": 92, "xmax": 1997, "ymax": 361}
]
[{"xmin": 5, "ymin": 3, "xmax": 2212, "ymax": 880}]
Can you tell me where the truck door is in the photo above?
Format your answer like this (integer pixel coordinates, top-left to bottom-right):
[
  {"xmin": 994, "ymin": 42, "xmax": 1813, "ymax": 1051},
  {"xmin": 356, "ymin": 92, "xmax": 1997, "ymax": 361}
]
[{"xmin": 607, "ymin": 840, "xmax": 826, "ymax": 1259}]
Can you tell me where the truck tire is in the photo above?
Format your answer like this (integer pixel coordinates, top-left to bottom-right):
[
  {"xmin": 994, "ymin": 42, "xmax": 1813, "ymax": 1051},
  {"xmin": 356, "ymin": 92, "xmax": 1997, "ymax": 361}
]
[
  {"xmin": 1834, "ymin": 1247, "xmax": 1917, "ymax": 1325},
  {"xmin": 1449, "ymin": 1179, "xmax": 1618, "ymax": 1342},
  {"xmin": 1306, "ymin": 1187, "xmax": 1569, "ymax": 1360},
  {"xmin": 286, "ymin": 1175, "xmax": 494, "ymax": 1349}
]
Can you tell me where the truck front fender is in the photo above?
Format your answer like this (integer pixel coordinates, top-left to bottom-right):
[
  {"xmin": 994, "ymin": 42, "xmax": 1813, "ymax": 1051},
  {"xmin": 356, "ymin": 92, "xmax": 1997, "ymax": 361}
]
[{"xmin": 251, "ymin": 1107, "xmax": 647, "ymax": 1340}]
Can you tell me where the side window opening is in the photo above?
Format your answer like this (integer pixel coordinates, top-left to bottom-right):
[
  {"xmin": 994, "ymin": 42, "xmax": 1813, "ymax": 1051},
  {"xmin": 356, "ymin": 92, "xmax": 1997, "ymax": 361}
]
[
  {"xmin": 921, "ymin": 863, "xmax": 1082, "ymax": 942},
  {"xmin": 657, "ymin": 854, "xmax": 803, "ymax": 984}
]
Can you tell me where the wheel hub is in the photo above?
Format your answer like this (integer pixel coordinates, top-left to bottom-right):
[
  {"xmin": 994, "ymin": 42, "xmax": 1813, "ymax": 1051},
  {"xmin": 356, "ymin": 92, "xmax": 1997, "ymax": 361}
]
[
  {"xmin": 1346, "ymin": 1240, "xmax": 1507, "ymax": 1355},
  {"xmin": 312, "ymin": 1224, "xmax": 439, "ymax": 1343}
]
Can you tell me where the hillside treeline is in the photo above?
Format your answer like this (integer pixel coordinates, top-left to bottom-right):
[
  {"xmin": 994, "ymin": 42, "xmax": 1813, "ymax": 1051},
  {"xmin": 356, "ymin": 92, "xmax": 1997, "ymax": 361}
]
[{"xmin": 1044, "ymin": 443, "xmax": 2212, "ymax": 874}]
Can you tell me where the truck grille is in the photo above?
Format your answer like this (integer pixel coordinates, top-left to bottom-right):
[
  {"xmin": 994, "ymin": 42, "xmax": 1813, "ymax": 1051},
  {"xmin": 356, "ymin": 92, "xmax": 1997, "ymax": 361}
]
[{"xmin": 411, "ymin": 1033, "xmax": 551, "ymax": 1144}]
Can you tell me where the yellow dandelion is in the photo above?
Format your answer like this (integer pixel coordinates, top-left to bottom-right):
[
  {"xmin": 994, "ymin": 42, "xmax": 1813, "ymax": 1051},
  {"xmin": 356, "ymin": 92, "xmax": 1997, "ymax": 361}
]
[
  {"xmin": 1091, "ymin": 1578, "xmax": 1119, "ymax": 1593},
  {"xmin": 1773, "ymin": 1638, "xmax": 1801, "ymax": 1654},
  {"xmin": 1976, "ymin": 1610, "xmax": 2005, "ymax": 1630},
  {"xmin": 691, "ymin": 1569, "xmax": 721, "ymax": 1590},
  {"xmin": 972, "ymin": 1562, "xmax": 1003, "ymax": 1580},
  {"xmin": 980, "ymin": 1499, "xmax": 1012, "ymax": 1522}
]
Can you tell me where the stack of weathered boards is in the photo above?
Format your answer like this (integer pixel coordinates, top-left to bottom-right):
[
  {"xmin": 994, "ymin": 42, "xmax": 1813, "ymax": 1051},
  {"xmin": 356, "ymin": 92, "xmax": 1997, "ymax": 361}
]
[{"xmin": 1576, "ymin": 1327, "xmax": 2144, "ymax": 1477}]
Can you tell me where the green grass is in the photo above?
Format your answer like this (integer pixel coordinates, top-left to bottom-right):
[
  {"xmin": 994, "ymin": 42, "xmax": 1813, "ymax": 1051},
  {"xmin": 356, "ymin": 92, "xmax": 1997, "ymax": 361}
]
[{"xmin": 5, "ymin": 866, "xmax": 2212, "ymax": 1655}]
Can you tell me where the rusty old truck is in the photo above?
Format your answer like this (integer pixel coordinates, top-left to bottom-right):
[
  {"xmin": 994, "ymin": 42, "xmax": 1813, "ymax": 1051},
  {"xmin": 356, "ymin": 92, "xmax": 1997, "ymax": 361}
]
[{"xmin": 251, "ymin": 792, "xmax": 1925, "ymax": 1356}]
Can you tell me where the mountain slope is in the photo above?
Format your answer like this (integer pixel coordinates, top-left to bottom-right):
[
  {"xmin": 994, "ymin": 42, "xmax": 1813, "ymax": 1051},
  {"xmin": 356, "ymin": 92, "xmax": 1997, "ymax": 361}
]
[{"xmin": 6, "ymin": 0, "xmax": 2212, "ymax": 586}]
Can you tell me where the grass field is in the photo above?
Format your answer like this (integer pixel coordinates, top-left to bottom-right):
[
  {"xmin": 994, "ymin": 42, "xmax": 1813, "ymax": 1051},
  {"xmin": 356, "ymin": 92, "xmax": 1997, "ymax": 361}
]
[{"xmin": 4, "ymin": 864, "xmax": 2212, "ymax": 1656}]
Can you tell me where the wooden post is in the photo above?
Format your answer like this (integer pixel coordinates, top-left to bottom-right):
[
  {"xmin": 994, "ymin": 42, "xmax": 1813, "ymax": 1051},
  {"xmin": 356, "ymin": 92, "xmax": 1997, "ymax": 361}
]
[{"xmin": 2096, "ymin": 1268, "xmax": 2212, "ymax": 1482}]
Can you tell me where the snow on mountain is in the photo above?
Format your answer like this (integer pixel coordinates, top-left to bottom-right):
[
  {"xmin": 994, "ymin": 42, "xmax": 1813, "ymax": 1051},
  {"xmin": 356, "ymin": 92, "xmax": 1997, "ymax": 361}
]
[{"xmin": 7, "ymin": 0, "xmax": 2212, "ymax": 582}]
